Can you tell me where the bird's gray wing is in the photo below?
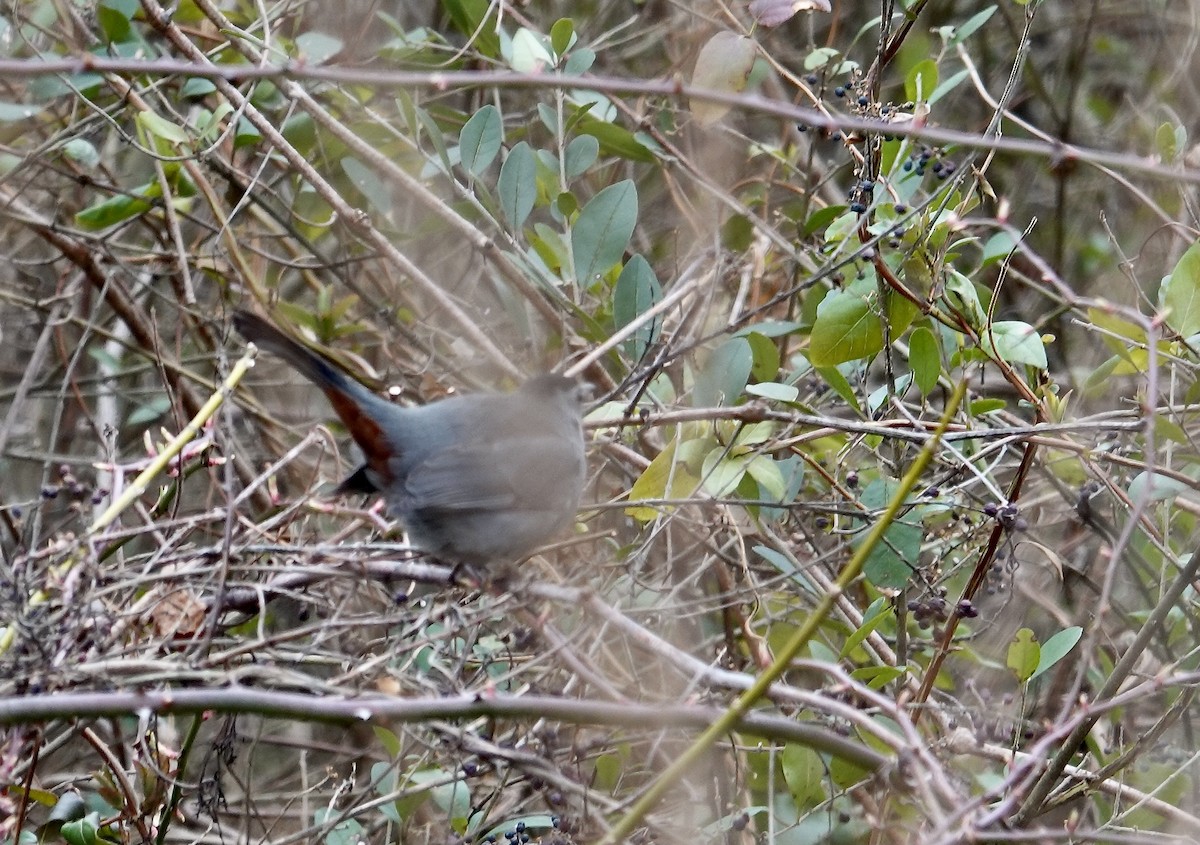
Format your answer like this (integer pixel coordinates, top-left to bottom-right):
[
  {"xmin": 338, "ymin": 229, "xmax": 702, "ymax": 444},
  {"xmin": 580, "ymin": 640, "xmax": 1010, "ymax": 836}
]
[{"xmin": 400, "ymin": 434, "xmax": 582, "ymax": 512}]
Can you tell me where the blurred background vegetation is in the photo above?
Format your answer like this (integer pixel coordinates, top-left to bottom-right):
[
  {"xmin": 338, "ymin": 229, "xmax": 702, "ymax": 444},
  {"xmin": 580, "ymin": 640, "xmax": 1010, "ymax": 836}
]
[{"xmin": 3, "ymin": 0, "xmax": 1200, "ymax": 843}]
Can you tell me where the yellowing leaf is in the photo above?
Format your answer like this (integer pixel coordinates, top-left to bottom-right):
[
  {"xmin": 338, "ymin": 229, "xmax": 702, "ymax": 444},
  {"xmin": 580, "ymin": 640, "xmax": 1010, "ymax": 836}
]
[
  {"xmin": 626, "ymin": 438, "xmax": 700, "ymax": 522},
  {"xmin": 1007, "ymin": 628, "xmax": 1040, "ymax": 684},
  {"xmin": 690, "ymin": 32, "xmax": 758, "ymax": 125}
]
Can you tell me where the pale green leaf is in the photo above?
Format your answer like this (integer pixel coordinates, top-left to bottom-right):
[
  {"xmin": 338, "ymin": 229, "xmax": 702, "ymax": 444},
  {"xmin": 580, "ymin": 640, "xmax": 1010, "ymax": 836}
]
[
  {"xmin": 571, "ymin": 179, "xmax": 638, "ymax": 282},
  {"xmin": 497, "ymin": 141, "xmax": 536, "ymax": 226},
  {"xmin": 690, "ymin": 32, "xmax": 758, "ymax": 124},
  {"xmin": 459, "ymin": 104, "xmax": 503, "ymax": 176}
]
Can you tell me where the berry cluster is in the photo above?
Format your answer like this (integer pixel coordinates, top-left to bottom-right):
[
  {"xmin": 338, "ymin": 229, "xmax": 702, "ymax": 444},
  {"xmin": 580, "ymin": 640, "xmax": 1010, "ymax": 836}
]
[
  {"xmin": 901, "ymin": 146, "xmax": 957, "ymax": 180},
  {"xmin": 41, "ymin": 463, "xmax": 106, "ymax": 507}
]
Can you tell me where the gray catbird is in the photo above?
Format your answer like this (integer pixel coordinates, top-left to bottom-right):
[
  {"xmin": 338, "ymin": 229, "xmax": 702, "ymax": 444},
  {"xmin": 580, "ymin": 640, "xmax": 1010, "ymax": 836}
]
[{"xmin": 232, "ymin": 310, "xmax": 586, "ymax": 566}]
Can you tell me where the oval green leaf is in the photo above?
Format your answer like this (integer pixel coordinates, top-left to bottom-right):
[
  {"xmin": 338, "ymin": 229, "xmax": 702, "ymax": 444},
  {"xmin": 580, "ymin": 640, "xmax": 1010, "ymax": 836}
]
[
  {"xmin": 613, "ymin": 254, "xmax": 663, "ymax": 360},
  {"xmin": 459, "ymin": 104, "xmax": 503, "ymax": 176},
  {"xmin": 909, "ymin": 326, "xmax": 941, "ymax": 395},
  {"xmin": 571, "ymin": 179, "xmax": 638, "ymax": 283},
  {"xmin": 808, "ymin": 280, "xmax": 883, "ymax": 366},
  {"xmin": 498, "ymin": 141, "xmax": 536, "ymax": 227}
]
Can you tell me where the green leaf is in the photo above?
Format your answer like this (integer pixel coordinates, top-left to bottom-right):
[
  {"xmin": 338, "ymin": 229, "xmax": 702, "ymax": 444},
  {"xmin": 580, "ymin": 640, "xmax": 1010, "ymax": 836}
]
[
  {"xmin": 550, "ymin": 18, "xmax": 574, "ymax": 55},
  {"xmin": 571, "ymin": 179, "xmax": 638, "ymax": 283},
  {"xmin": 1031, "ymin": 626, "xmax": 1082, "ymax": 680},
  {"xmin": 856, "ymin": 479, "xmax": 922, "ymax": 589},
  {"xmin": 747, "ymin": 454, "xmax": 786, "ymax": 500},
  {"xmin": 75, "ymin": 182, "xmax": 159, "ymax": 229},
  {"xmin": 802, "ymin": 204, "xmax": 845, "ymax": 237},
  {"xmin": 840, "ymin": 597, "xmax": 891, "ymax": 659},
  {"xmin": 804, "ymin": 46, "xmax": 840, "ymax": 71},
  {"xmin": 441, "ymin": 0, "xmax": 500, "ymax": 56},
  {"xmin": 613, "ymin": 254, "xmax": 663, "ymax": 360},
  {"xmin": 180, "ymin": 76, "xmax": 216, "ymax": 98},
  {"xmin": 815, "ymin": 365, "xmax": 862, "ymax": 413},
  {"xmin": 280, "ymin": 112, "xmax": 316, "ymax": 152},
  {"xmin": 573, "ymin": 113, "xmax": 657, "ymax": 162},
  {"xmin": 563, "ymin": 134, "xmax": 599, "ymax": 180},
  {"xmin": 930, "ymin": 68, "xmax": 969, "ymax": 105},
  {"xmin": 744, "ymin": 331, "xmax": 780, "ymax": 381},
  {"xmin": 294, "ymin": 31, "xmax": 343, "ymax": 64},
  {"xmin": 745, "ymin": 382, "xmax": 799, "ymax": 402},
  {"xmin": 61, "ymin": 811, "xmax": 101, "ymax": 845},
  {"xmin": 627, "ymin": 438, "xmax": 700, "ymax": 521},
  {"xmin": 850, "ymin": 664, "xmax": 906, "ymax": 690},
  {"xmin": 137, "ymin": 110, "xmax": 190, "ymax": 145},
  {"xmin": 909, "ymin": 326, "xmax": 941, "ymax": 395},
  {"xmin": 694, "ymin": 337, "xmax": 753, "ymax": 406},
  {"xmin": 863, "ymin": 520, "xmax": 920, "ymax": 589},
  {"xmin": 396, "ymin": 769, "xmax": 470, "ymax": 825},
  {"xmin": 867, "ymin": 373, "xmax": 913, "ymax": 414},
  {"xmin": 809, "ymin": 280, "xmax": 883, "ymax": 366},
  {"xmin": 555, "ymin": 190, "xmax": 578, "ymax": 217},
  {"xmin": 340, "ymin": 156, "xmax": 392, "ymax": 216},
  {"xmin": 701, "ymin": 446, "xmax": 754, "ymax": 497},
  {"xmin": 1155, "ymin": 121, "xmax": 1186, "ymax": 162},
  {"xmin": 97, "ymin": 0, "xmax": 137, "ymax": 44},
  {"xmin": 949, "ymin": 6, "xmax": 997, "ymax": 45},
  {"xmin": 60, "ymin": 138, "xmax": 100, "ymax": 170},
  {"xmin": 497, "ymin": 141, "xmax": 536, "ymax": 227},
  {"xmin": 823, "ymin": 208, "xmax": 858, "ymax": 243},
  {"xmin": 373, "ymin": 726, "xmax": 402, "ymax": 757},
  {"xmin": 47, "ymin": 791, "xmax": 88, "ymax": 823},
  {"xmin": 942, "ymin": 269, "xmax": 987, "ymax": 329},
  {"xmin": 1007, "ymin": 628, "xmax": 1041, "ymax": 683},
  {"xmin": 981, "ymin": 231, "xmax": 1018, "ymax": 266},
  {"xmin": 564, "ymin": 46, "xmax": 596, "ymax": 74},
  {"xmin": 1087, "ymin": 306, "xmax": 1147, "ymax": 358},
  {"xmin": 509, "ymin": 26, "xmax": 554, "ymax": 72},
  {"xmin": 905, "ymin": 58, "xmax": 938, "ymax": 102},
  {"xmin": 690, "ymin": 32, "xmax": 758, "ymax": 124},
  {"xmin": 721, "ymin": 213, "xmax": 754, "ymax": 251},
  {"xmin": 1127, "ymin": 471, "xmax": 1192, "ymax": 503},
  {"xmin": 234, "ymin": 115, "xmax": 261, "ymax": 148},
  {"xmin": 314, "ymin": 809, "xmax": 365, "ymax": 845},
  {"xmin": 1162, "ymin": 239, "xmax": 1200, "ymax": 338},
  {"xmin": 969, "ymin": 397, "xmax": 1006, "ymax": 414},
  {"xmin": 459, "ymin": 104, "xmax": 503, "ymax": 176},
  {"xmin": 127, "ymin": 395, "xmax": 171, "ymax": 426},
  {"xmin": 980, "ymin": 321, "xmax": 1047, "ymax": 368},
  {"xmin": 781, "ymin": 744, "xmax": 826, "ymax": 807}
]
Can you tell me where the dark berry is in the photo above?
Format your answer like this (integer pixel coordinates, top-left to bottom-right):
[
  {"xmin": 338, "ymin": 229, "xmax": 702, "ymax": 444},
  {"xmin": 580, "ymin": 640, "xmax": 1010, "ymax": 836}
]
[
  {"xmin": 805, "ymin": 74, "xmax": 818, "ymax": 84},
  {"xmin": 850, "ymin": 202, "xmax": 867, "ymax": 213},
  {"xmin": 834, "ymin": 86, "xmax": 846, "ymax": 97},
  {"xmin": 857, "ymin": 95, "xmax": 869, "ymax": 106}
]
